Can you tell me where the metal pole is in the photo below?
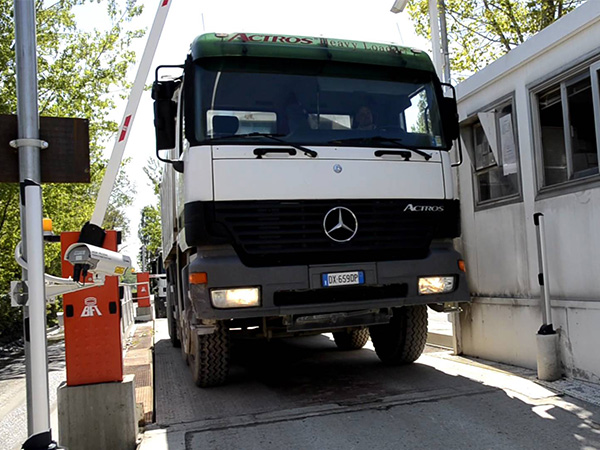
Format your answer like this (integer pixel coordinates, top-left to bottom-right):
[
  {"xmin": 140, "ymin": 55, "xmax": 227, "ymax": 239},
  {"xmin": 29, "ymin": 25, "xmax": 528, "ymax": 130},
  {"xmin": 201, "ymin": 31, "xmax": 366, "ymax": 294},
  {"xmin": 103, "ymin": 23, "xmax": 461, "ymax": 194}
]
[
  {"xmin": 20, "ymin": 213, "xmax": 33, "ymax": 434},
  {"xmin": 438, "ymin": 0, "xmax": 451, "ymax": 84},
  {"xmin": 428, "ymin": 0, "xmax": 443, "ymax": 79},
  {"xmin": 533, "ymin": 213, "xmax": 553, "ymax": 329},
  {"xmin": 23, "ymin": 181, "xmax": 50, "ymax": 430},
  {"xmin": 533, "ymin": 213, "xmax": 560, "ymax": 381},
  {"xmin": 14, "ymin": 0, "xmax": 51, "ymax": 438}
]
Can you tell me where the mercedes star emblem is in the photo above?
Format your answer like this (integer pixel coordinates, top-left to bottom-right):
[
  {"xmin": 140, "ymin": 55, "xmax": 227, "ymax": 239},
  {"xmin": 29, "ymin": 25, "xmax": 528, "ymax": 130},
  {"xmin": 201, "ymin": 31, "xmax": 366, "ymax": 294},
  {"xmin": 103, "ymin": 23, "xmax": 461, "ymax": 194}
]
[{"xmin": 323, "ymin": 207, "xmax": 358, "ymax": 242}]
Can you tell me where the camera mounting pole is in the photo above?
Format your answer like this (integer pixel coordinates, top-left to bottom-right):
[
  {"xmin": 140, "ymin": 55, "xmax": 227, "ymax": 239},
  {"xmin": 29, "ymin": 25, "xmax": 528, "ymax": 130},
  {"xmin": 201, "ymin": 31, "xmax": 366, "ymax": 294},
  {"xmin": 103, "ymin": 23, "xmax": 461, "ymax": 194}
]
[{"xmin": 13, "ymin": 1, "xmax": 59, "ymax": 448}]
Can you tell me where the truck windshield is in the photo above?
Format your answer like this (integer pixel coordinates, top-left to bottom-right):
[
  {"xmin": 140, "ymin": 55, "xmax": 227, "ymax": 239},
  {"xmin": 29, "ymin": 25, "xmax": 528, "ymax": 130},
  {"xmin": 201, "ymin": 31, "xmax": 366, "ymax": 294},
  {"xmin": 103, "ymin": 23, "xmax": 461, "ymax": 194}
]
[{"xmin": 193, "ymin": 62, "xmax": 447, "ymax": 149}]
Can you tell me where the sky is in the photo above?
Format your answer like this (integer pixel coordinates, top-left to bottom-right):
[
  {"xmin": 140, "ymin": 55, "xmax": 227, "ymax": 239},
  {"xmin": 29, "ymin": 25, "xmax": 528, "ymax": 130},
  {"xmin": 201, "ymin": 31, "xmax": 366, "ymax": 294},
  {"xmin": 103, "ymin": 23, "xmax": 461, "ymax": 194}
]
[{"xmin": 76, "ymin": 0, "xmax": 431, "ymax": 269}]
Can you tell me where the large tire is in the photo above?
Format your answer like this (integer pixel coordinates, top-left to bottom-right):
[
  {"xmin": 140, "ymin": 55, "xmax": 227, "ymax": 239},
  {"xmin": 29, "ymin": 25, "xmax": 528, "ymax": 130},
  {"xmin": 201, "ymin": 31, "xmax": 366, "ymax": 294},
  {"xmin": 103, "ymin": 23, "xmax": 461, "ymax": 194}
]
[
  {"xmin": 166, "ymin": 285, "xmax": 181, "ymax": 348},
  {"xmin": 333, "ymin": 328, "xmax": 370, "ymax": 350},
  {"xmin": 369, "ymin": 305, "xmax": 428, "ymax": 365},
  {"xmin": 190, "ymin": 322, "xmax": 230, "ymax": 388},
  {"xmin": 181, "ymin": 326, "xmax": 190, "ymax": 366}
]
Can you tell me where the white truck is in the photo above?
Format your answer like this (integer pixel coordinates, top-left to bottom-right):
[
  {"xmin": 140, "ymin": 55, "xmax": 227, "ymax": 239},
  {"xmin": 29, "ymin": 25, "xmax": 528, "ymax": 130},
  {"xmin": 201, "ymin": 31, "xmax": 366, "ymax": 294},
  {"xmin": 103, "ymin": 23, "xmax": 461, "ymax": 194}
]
[{"xmin": 154, "ymin": 32, "xmax": 469, "ymax": 387}]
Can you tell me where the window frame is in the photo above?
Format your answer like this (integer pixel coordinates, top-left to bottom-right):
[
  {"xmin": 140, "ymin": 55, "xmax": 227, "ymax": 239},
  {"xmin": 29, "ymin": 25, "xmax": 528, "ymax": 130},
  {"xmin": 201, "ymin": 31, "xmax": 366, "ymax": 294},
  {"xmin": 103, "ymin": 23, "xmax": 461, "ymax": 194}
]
[
  {"xmin": 531, "ymin": 61, "xmax": 600, "ymax": 194},
  {"xmin": 461, "ymin": 94, "xmax": 523, "ymax": 210}
]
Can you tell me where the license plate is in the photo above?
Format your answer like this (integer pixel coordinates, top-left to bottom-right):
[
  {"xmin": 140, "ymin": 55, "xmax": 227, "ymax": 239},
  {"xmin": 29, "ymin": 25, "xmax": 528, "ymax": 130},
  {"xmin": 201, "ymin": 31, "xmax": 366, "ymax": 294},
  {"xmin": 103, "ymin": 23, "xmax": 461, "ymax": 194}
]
[{"xmin": 321, "ymin": 271, "xmax": 365, "ymax": 287}]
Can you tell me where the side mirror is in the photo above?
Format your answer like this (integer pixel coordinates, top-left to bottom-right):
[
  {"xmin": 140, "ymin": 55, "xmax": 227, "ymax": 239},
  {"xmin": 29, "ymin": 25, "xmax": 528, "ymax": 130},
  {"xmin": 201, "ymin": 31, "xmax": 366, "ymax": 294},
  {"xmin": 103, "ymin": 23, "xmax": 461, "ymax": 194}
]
[
  {"xmin": 441, "ymin": 96, "xmax": 460, "ymax": 142},
  {"xmin": 440, "ymin": 82, "xmax": 463, "ymax": 167},
  {"xmin": 152, "ymin": 79, "xmax": 179, "ymax": 151}
]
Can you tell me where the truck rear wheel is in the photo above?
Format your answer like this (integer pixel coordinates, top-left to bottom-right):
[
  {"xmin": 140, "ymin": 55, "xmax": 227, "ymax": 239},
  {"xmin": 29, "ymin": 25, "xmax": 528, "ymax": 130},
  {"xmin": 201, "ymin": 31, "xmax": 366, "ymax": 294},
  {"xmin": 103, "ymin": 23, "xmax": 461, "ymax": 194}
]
[
  {"xmin": 333, "ymin": 328, "xmax": 370, "ymax": 350},
  {"xmin": 190, "ymin": 322, "xmax": 230, "ymax": 388},
  {"xmin": 166, "ymin": 296, "xmax": 180, "ymax": 348},
  {"xmin": 369, "ymin": 305, "xmax": 428, "ymax": 365}
]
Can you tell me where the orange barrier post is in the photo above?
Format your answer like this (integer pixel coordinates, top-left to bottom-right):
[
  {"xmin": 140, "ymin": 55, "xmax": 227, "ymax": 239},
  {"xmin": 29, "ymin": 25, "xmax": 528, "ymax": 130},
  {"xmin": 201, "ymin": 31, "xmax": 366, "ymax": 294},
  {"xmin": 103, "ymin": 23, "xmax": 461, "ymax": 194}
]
[
  {"xmin": 136, "ymin": 272, "xmax": 151, "ymax": 308},
  {"xmin": 60, "ymin": 231, "xmax": 123, "ymax": 386}
]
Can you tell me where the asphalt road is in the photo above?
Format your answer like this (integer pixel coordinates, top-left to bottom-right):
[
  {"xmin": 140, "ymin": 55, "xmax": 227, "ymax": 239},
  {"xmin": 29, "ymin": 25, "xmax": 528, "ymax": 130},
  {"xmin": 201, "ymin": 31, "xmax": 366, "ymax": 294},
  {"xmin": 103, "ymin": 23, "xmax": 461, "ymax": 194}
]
[
  {"xmin": 0, "ymin": 339, "xmax": 65, "ymax": 450},
  {"xmin": 143, "ymin": 319, "xmax": 600, "ymax": 450}
]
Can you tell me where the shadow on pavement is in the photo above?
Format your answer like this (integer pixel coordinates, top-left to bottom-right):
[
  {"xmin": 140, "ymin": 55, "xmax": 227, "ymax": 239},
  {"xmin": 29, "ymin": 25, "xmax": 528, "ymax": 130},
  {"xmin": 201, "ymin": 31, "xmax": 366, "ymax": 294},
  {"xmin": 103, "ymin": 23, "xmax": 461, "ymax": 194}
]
[
  {"xmin": 153, "ymin": 334, "xmax": 600, "ymax": 450},
  {"xmin": 0, "ymin": 341, "xmax": 65, "ymax": 381}
]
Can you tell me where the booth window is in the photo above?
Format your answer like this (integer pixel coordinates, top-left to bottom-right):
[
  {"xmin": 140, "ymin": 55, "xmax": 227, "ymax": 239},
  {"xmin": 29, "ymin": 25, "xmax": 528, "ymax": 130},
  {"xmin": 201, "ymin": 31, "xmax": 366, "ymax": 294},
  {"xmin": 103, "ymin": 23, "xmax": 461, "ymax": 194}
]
[
  {"xmin": 462, "ymin": 99, "xmax": 521, "ymax": 206},
  {"xmin": 533, "ymin": 64, "xmax": 600, "ymax": 189}
]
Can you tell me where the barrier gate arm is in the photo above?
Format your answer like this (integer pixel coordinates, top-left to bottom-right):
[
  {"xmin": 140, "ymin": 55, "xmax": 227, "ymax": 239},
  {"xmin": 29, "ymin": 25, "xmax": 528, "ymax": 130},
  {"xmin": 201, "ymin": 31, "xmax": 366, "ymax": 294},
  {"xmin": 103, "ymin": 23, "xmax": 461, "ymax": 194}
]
[{"xmin": 79, "ymin": 0, "xmax": 173, "ymax": 251}]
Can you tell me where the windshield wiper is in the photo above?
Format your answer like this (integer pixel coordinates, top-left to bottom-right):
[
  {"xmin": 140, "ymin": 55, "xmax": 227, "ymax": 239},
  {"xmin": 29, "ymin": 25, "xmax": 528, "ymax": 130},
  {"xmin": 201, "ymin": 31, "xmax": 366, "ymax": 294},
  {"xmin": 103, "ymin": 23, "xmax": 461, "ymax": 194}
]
[
  {"xmin": 208, "ymin": 132, "xmax": 318, "ymax": 158},
  {"xmin": 329, "ymin": 136, "xmax": 432, "ymax": 161}
]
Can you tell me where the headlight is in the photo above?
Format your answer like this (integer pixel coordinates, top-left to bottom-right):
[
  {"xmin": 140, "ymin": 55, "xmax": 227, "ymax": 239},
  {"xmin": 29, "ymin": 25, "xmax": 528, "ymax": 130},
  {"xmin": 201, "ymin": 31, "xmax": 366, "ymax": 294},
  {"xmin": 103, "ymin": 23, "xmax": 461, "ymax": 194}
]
[
  {"xmin": 211, "ymin": 287, "xmax": 260, "ymax": 308},
  {"xmin": 418, "ymin": 276, "xmax": 455, "ymax": 295}
]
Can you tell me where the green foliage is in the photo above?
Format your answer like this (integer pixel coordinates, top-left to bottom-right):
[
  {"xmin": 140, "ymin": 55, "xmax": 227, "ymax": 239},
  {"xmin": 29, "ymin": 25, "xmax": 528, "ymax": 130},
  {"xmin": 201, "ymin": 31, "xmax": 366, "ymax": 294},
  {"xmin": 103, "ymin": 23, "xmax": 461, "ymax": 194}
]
[
  {"xmin": 0, "ymin": 294, "xmax": 22, "ymax": 344},
  {"xmin": 138, "ymin": 204, "xmax": 161, "ymax": 269},
  {"xmin": 0, "ymin": 0, "xmax": 144, "ymax": 341},
  {"xmin": 46, "ymin": 299, "xmax": 61, "ymax": 328},
  {"xmin": 143, "ymin": 157, "xmax": 162, "ymax": 197},
  {"xmin": 138, "ymin": 158, "xmax": 162, "ymax": 269},
  {"xmin": 121, "ymin": 267, "xmax": 137, "ymax": 285},
  {"xmin": 408, "ymin": 0, "xmax": 585, "ymax": 79}
]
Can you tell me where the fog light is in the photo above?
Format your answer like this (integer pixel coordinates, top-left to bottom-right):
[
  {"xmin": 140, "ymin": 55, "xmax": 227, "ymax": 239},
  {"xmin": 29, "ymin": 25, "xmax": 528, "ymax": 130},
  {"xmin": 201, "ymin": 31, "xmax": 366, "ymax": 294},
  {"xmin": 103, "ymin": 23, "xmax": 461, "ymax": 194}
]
[
  {"xmin": 211, "ymin": 287, "xmax": 260, "ymax": 308},
  {"xmin": 418, "ymin": 276, "xmax": 455, "ymax": 295}
]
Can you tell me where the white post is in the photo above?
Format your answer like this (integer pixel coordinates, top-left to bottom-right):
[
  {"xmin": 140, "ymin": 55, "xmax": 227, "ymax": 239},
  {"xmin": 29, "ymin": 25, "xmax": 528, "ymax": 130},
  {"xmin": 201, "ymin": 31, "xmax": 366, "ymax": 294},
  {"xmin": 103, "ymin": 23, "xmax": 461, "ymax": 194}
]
[
  {"xmin": 428, "ymin": 0, "xmax": 443, "ymax": 79},
  {"xmin": 24, "ymin": 182, "xmax": 51, "ymax": 431},
  {"xmin": 14, "ymin": 0, "xmax": 54, "ymax": 443},
  {"xmin": 438, "ymin": 0, "xmax": 451, "ymax": 84}
]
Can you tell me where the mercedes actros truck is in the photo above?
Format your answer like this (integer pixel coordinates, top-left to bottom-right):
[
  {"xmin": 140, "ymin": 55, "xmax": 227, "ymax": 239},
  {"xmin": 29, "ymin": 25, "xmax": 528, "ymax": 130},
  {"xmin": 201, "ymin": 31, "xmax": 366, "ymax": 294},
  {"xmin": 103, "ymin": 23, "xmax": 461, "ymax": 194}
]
[{"xmin": 153, "ymin": 32, "xmax": 469, "ymax": 387}]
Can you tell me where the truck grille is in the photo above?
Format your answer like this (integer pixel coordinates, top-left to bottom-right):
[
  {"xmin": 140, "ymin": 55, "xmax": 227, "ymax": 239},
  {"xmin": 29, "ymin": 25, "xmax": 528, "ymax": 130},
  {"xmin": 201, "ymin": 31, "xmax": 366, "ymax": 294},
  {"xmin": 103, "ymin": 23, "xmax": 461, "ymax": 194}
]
[{"xmin": 197, "ymin": 199, "xmax": 460, "ymax": 267}]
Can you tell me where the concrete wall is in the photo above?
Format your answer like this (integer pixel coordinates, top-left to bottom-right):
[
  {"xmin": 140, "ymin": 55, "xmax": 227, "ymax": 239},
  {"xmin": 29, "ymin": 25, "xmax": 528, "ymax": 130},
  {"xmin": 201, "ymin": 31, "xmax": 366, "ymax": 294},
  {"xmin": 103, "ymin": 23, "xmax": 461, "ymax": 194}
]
[
  {"xmin": 459, "ymin": 299, "xmax": 600, "ymax": 383},
  {"xmin": 455, "ymin": 1, "xmax": 600, "ymax": 383}
]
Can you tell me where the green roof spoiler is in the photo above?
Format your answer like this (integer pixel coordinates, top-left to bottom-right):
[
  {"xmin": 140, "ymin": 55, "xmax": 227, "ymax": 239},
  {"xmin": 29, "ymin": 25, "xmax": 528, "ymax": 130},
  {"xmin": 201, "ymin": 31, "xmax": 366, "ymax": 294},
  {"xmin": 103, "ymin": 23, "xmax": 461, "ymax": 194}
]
[{"xmin": 191, "ymin": 32, "xmax": 436, "ymax": 73}]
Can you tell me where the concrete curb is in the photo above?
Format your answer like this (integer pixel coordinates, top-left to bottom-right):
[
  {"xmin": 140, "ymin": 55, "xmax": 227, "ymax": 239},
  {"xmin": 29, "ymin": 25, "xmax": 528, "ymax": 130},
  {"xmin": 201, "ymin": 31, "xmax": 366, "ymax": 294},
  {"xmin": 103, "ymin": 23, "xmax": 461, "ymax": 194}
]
[{"xmin": 124, "ymin": 322, "xmax": 155, "ymax": 426}]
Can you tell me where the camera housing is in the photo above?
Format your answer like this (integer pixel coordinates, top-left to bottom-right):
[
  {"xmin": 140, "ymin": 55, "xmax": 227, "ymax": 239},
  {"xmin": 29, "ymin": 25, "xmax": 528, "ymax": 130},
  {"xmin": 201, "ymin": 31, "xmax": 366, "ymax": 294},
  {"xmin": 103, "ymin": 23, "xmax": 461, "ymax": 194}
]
[{"xmin": 65, "ymin": 243, "xmax": 132, "ymax": 279}]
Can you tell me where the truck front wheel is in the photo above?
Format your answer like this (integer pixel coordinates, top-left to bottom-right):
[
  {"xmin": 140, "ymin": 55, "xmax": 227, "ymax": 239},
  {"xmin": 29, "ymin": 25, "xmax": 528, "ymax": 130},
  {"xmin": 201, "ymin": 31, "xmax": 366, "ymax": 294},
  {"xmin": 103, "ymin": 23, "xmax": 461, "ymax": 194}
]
[
  {"xmin": 369, "ymin": 305, "xmax": 428, "ymax": 365},
  {"xmin": 190, "ymin": 322, "xmax": 230, "ymax": 388},
  {"xmin": 333, "ymin": 328, "xmax": 370, "ymax": 350}
]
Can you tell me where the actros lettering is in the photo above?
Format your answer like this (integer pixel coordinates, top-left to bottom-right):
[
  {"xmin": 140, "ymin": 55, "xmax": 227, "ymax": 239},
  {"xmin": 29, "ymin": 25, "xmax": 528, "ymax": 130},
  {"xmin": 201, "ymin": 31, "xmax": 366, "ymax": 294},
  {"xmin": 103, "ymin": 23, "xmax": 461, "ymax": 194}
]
[
  {"xmin": 404, "ymin": 204, "xmax": 444, "ymax": 212},
  {"xmin": 227, "ymin": 33, "xmax": 313, "ymax": 45}
]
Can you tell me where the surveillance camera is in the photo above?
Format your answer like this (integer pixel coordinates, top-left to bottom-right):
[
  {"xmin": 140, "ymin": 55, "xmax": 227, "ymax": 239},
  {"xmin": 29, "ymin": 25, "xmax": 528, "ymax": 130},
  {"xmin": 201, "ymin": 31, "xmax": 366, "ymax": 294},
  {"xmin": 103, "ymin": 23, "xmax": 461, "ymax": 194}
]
[{"xmin": 65, "ymin": 243, "xmax": 132, "ymax": 280}]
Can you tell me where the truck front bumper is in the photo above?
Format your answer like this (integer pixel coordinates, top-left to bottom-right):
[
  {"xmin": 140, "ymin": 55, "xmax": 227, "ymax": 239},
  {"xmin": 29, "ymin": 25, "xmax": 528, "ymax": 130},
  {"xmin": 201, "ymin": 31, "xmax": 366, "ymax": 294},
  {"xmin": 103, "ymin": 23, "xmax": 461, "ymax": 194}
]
[{"xmin": 187, "ymin": 242, "xmax": 469, "ymax": 321}]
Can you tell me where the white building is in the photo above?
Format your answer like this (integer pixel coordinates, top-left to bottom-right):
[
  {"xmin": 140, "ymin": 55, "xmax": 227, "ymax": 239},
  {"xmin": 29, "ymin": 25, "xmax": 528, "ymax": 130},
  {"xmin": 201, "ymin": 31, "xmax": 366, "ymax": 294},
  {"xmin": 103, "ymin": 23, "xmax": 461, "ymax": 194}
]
[{"xmin": 455, "ymin": 0, "xmax": 600, "ymax": 384}]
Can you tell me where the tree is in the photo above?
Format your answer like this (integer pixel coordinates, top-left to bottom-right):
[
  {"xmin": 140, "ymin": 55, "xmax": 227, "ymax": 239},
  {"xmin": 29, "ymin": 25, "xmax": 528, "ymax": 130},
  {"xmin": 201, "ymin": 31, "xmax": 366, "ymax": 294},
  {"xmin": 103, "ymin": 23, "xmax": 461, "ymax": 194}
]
[
  {"xmin": 407, "ymin": 0, "xmax": 586, "ymax": 79},
  {"xmin": 138, "ymin": 204, "xmax": 162, "ymax": 270},
  {"xmin": 0, "ymin": 0, "xmax": 144, "ymax": 343},
  {"xmin": 143, "ymin": 157, "xmax": 162, "ymax": 197},
  {"xmin": 138, "ymin": 158, "xmax": 162, "ymax": 270}
]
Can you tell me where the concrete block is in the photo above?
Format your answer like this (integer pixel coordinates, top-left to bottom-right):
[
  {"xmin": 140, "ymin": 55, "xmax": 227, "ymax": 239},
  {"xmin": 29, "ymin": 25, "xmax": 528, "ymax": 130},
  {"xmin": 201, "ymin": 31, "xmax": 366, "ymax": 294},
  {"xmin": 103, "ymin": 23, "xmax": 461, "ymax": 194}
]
[
  {"xmin": 536, "ymin": 333, "xmax": 562, "ymax": 381},
  {"xmin": 58, "ymin": 374, "xmax": 137, "ymax": 450},
  {"xmin": 135, "ymin": 306, "xmax": 154, "ymax": 322}
]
